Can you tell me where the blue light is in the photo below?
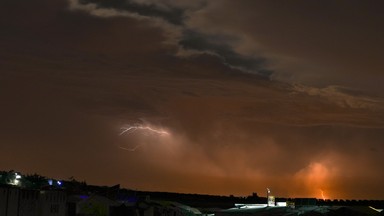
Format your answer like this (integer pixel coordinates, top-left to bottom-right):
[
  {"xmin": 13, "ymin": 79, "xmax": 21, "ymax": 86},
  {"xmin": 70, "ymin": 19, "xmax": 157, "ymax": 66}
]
[
  {"xmin": 57, "ymin": 181, "xmax": 62, "ymax": 186},
  {"xmin": 79, "ymin": 195, "xmax": 89, "ymax": 200},
  {"xmin": 48, "ymin": 179, "xmax": 53, "ymax": 186}
]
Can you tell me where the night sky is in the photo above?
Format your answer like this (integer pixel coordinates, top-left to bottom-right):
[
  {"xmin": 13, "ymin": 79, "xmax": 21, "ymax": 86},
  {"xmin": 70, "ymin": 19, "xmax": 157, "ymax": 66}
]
[{"xmin": 1, "ymin": 0, "xmax": 384, "ymax": 200}]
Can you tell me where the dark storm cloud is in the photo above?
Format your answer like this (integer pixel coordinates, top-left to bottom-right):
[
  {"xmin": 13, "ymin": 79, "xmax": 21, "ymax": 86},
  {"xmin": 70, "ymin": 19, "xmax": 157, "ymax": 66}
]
[
  {"xmin": 69, "ymin": 0, "xmax": 384, "ymax": 93},
  {"xmin": 187, "ymin": 0, "xmax": 384, "ymax": 94},
  {"xmin": 77, "ymin": 0, "xmax": 186, "ymax": 25},
  {"xmin": 69, "ymin": 0, "xmax": 273, "ymax": 77},
  {"xmin": 179, "ymin": 30, "xmax": 272, "ymax": 77}
]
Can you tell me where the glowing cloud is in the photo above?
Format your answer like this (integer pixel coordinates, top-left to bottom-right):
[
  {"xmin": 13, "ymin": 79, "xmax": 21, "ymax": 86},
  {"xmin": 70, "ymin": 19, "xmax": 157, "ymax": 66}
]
[{"xmin": 294, "ymin": 162, "xmax": 332, "ymax": 199}]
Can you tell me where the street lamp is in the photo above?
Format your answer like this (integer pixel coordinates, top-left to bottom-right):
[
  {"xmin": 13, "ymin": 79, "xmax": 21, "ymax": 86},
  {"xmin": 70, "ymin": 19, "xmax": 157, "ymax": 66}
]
[{"xmin": 267, "ymin": 188, "xmax": 270, "ymax": 207}]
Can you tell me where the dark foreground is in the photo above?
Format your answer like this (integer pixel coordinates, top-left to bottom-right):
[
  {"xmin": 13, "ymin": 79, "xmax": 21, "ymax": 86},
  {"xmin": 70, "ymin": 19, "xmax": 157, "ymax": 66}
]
[{"xmin": 217, "ymin": 206, "xmax": 384, "ymax": 216}]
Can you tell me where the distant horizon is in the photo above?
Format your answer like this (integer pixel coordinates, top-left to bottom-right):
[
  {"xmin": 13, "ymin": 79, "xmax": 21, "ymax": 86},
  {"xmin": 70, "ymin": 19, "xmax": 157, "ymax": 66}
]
[{"xmin": 2, "ymin": 169, "xmax": 383, "ymax": 201}]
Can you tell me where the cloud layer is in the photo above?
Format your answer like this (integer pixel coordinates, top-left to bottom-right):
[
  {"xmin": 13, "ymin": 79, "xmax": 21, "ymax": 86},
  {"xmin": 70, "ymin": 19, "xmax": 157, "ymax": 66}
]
[{"xmin": 1, "ymin": 0, "xmax": 384, "ymax": 199}]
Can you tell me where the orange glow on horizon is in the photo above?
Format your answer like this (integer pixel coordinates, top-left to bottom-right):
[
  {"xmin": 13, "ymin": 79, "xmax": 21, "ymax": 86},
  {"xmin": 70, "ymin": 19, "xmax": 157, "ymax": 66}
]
[{"xmin": 293, "ymin": 162, "xmax": 334, "ymax": 199}]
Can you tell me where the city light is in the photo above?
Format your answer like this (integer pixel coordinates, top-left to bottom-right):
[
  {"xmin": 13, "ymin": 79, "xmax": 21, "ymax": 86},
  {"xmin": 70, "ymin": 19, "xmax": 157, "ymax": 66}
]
[{"xmin": 13, "ymin": 179, "xmax": 20, "ymax": 186}]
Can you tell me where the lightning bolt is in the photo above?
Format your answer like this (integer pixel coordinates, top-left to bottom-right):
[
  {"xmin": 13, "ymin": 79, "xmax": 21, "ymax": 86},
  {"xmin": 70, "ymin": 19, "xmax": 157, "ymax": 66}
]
[
  {"xmin": 117, "ymin": 123, "xmax": 170, "ymax": 151},
  {"xmin": 119, "ymin": 125, "xmax": 169, "ymax": 136},
  {"xmin": 118, "ymin": 145, "xmax": 142, "ymax": 152},
  {"xmin": 320, "ymin": 189, "xmax": 325, "ymax": 200}
]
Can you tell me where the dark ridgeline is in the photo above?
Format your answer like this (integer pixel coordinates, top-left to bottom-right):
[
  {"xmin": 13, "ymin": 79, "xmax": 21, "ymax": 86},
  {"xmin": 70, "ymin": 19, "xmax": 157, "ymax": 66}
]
[{"xmin": 1, "ymin": 170, "xmax": 384, "ymax": 216}]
